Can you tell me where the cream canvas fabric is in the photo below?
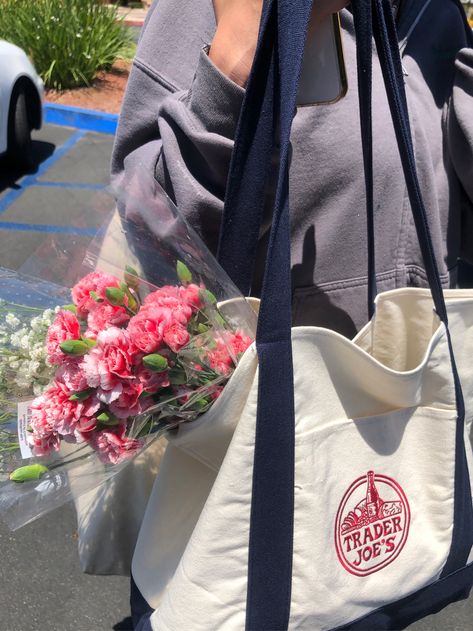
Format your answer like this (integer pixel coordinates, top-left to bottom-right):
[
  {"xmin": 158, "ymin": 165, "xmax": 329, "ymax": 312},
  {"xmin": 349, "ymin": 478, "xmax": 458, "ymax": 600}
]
[{"xmin": 132, "ymin": 288, "xmax": 473, "ymax": 629}]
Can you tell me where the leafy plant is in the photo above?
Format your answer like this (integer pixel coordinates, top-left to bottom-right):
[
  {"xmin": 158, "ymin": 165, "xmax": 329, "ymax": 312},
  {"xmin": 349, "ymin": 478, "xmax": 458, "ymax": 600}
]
[{"xmin": 0, "ymin": 0, "xmax": 134, "ymax": 90}]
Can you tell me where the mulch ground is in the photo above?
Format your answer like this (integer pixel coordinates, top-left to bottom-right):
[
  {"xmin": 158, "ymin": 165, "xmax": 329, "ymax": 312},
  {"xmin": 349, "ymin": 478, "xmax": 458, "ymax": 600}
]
[{"xmin": 45, "ymin": 60, "xmax": 131, "ymax": 114}]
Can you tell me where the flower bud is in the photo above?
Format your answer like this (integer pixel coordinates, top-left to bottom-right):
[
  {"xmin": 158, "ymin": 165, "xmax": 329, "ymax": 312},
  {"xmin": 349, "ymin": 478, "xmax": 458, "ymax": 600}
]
[
  {"xmin": 59, "ymin": 339, "xmax": 90, "ymax": 356},
  {"xmin": 10, "ymin": 464, "xmax": 49, "ymax": 483},
  {"xmin": 124, "ymin": 265, "xmax": 140, "ymax": 289},
  {"xmin": 81, "ymin": 337, "xmax": 97, "ymax": 349},
  {"xmin": 105, "ymin": 287, "xmax": 126, "ymax": 306},
  {"xmin": 143, "ymin": 354, "xmax": 169, "ymax": 372},
  {"xmin": 176, "ymin": 261, "xmax": 192, "ymax": 285},
  {"xmin": 62, "ymin": 304, "xmax": 77, "ymax": 315}
]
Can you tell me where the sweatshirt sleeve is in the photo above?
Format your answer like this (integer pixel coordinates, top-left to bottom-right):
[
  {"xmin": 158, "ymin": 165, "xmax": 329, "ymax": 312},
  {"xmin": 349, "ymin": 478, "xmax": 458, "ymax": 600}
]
[
  {"xmin": 448, "ymin": 47, "xmax": 473, "ymax": 262},
  {"xmin": 113, "ymin": 49, "xmax": 245, "ymax": 255},
  {"xmin": 155, "ymin": 50, "xmax": 245, "ymax": 253}
]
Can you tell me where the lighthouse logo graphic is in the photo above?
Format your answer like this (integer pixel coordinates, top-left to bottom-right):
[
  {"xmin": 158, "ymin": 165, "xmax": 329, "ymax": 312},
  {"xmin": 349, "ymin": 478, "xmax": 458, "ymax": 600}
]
[{"xmin": 335, "ymin": 471, "xmax": 410, "ymax": 576}]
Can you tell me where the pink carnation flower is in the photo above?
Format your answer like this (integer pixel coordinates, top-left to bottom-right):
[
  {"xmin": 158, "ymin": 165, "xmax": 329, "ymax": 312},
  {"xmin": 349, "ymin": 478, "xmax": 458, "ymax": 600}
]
[
  {"xmin": 29, "ymin": 380, "xmax": 99, "ymax": 455},
  {"xmin": 81, "ymin": 327, "xmax": 134, "ymax": 399},
  {"xmin": 205, "ymin": 331, "xmax": 252, "ymax": 375},
  {"xmin": 144, "ymin": 284, "xmax": 200, "ymax": 319},
  {"xmin": 109, "ymin": 381, "xmax": 144, "ymax": 419},
  {"xmin": 87, "ymin": 424, "xmax": 142, "ymax": 465},
  {"xmin": 57, "ymin": 360, "xmax": 88, "ymax": 392},
  {"xmin": 142, "ymin": 293, "xmax": 191, "ymax": 325},
  {"xmin": 87, "ymin": 301, "xmax": 130, "ymax": 335},
  {"xmin": 143, "ymin": 286, "xmax": 179, "ymax": 306},
  {"xmin": 46, "ymin": 310, "xmax": 82, "ymax": 365},
  {"xmin": 179, "ymin": 283, "xmax": 202, "ymax": 310},
  {"xmin": 205, "ymin": 338, "xmax": 234, "ymax": 375},
  {"xmin": 127, "ymin": 306, "xmax": 173, "ymax": 354},
  {"xmin": 71, "ymin": 271, "xmax": 121, "ymax": 319},
  {"xmin": 136, "ymin": 367, "xmax": 170, "ymax": 394},
  {"xmin": 28, "ymin": 431, "xmax": 61, "ymax": 457},
  {"xmin": 162, "ymin": 322, "xmax": 190, "ymax": 352},
  {"xmin": 229, "ymin": 331, "xmax": 253, "ymax": 356}
]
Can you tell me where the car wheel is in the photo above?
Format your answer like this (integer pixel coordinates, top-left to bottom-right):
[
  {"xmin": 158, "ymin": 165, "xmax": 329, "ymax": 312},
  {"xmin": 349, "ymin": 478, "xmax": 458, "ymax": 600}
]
[{"xmin": 8, "ymin": 87, "xmax": 34, "ymax": 170}]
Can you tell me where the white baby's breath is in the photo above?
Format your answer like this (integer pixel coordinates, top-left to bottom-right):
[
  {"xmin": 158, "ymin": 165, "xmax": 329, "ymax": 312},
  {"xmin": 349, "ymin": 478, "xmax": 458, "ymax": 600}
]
[
  {"xmin": 0, "ymin": 304, "xmax": 57, "ymax": 400},
  {"xmin": 5, "ymin": 313, "xmax": 20, "ymax": 329}
]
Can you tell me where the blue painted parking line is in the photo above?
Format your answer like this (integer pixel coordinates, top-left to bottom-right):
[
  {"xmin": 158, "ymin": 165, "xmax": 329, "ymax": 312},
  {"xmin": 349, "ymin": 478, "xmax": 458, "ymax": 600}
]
[
  {"xmin": 0, "ymin": 222, "xmax": 97, "ymax": 236},
  {"xmin": 34, "ymin": 181, "xmax": 106, "ymax": 191},
  {"xmin": 0, "ymin": 130, "xmax": 86, "ymax": 216},
  {"xmin": 44, "ymin": 103, "xmax": 118, "ymax": 135}
]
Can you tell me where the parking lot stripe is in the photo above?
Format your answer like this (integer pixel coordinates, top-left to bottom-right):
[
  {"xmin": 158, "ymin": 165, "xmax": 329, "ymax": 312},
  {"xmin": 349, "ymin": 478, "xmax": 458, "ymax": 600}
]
[
  {"xmin": 0, "ymin": 130, "xmax": 86, "ymax": 216},
  {"xmin": 0, "ymin": 221, "xmax": 97, "ymax": 236},
  {"xmin": 34, "ymin": 181, "xmax": 106, "ymax": 191}
]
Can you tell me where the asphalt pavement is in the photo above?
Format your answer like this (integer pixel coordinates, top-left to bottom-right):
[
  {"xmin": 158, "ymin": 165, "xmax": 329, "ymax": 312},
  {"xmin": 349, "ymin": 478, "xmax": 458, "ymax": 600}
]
[
  {"xmin": 0, "ymin": 124, "xmax": 131, "ymax": 631},
  {"xmin": 1, "ymin": 123, "xmax": 473, "ymax": 630}
]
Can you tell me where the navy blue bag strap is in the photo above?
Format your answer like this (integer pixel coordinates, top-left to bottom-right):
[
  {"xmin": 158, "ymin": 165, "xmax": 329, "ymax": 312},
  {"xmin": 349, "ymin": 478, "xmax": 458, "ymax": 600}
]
[
  {"xmin": 218, "ymin": 1, "xmax": 472, "ymax": 628},
  {"xmin": 371, "ymin": 0, "xmax": 473, "ymax": 578},
  {"xmin": 243, "ymin": 2, "xmax": 313, "ymax": 628}
]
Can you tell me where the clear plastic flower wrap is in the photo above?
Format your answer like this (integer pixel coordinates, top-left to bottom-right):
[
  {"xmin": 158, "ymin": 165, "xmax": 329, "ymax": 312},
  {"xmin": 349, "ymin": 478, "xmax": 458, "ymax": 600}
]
[{"xmin": 0, "ymin": 166, "xmax": 257, "ymax": 530}]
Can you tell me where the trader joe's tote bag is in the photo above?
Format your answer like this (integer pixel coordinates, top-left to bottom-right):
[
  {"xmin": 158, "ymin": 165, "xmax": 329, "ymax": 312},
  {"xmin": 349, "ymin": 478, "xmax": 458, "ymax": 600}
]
[{"xmin": 131, "ymin": 0, "xmax": 473, "ymax": 629}]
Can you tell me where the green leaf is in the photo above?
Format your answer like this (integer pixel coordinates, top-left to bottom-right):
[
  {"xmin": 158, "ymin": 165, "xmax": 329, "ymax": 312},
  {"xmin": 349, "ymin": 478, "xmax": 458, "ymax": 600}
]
[
  {"xmin": 62, "ymin": 304, "xmax": 77, "ymax": 314},
  {"xmin": 90, "ymin": 291, "xmax": 102, "ymax": 302},
  {"xmin": 10, "ymin": 464, "xmax": 49, "ymax": 483},
  {"xmin": 69, "ymin": 389, "xmax": 94, "ymax": 402},
  {"xmin": 196, "ymin": 323, "xmax": 209, "ymax": 334},
  {"xmin": 176, "ymin": 261, "xmax": 192, "ymax": 285},
  {"xmin": 105, "ymin": 287, "xmax": 126, "ymax": 306},
  {"xmin": 169, "ymin": 369, "xmax": 187, "ymax": 385},
  {"xmin": 97, "ymin": 411, "xmax": 120, "ymax": 425},
  {"xmin": 199, "ymin": 289, "xmax": 217, "ymax": 305},
  {"xmin": 143, "ymin": 354, "xmax": 168, "ymax": 372},
  {"xmin": 59, "ymin": 339, "xmax": 90, "ymax": 356},
  {"xmin": 192, "ymin": 398, "xmax": 210, "ymax": 410},
  {"xmin": 203, "ymin": 334, "xmax": 217, "ymax": 350},
  {"xmin": 214, "ymin": 313, "xmax": 226, "ymax": 328},
  {"xmin": 139, "ymin": 391, "xmax": 153, "ymax": 399}
]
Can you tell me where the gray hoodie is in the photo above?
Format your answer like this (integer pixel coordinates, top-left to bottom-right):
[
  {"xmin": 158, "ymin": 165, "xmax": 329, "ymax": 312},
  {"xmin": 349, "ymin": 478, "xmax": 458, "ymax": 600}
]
[{"xmin": 112, "ymin": 0, "xmax": 473, "ymax": 337}]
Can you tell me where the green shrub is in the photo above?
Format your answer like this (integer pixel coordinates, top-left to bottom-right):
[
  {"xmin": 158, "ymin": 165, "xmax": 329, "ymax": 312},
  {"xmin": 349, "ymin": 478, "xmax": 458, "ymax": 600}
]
[{"xmin": 0, "ymin": 0, "xmax": 134, "ymax": 90}]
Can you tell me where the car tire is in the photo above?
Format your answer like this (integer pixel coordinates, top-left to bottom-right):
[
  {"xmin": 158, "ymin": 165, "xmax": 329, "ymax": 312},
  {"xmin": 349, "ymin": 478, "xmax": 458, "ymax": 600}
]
[{"xmin": 8, "ymin": 87, "xmax": 34, "ymax": 170}]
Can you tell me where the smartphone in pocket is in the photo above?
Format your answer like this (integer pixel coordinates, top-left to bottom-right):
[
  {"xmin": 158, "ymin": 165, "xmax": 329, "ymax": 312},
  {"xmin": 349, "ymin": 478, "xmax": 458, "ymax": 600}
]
[{"xmin": 296, "ymin": 13, "xmax": 347, "ymax": 106}]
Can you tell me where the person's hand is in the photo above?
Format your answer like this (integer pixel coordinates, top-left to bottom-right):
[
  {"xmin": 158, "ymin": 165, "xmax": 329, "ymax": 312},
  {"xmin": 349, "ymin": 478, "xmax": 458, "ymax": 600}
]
[{"xmin": 209, "ymin": 0, "xmax": 349, "ymax": 87}]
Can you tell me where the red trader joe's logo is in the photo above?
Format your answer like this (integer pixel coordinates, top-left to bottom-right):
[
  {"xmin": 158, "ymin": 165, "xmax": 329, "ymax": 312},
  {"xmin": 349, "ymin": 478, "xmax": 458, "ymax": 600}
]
[{"xmin": 335, "ymin": 471, "xmax": 410, "ymax": 576}]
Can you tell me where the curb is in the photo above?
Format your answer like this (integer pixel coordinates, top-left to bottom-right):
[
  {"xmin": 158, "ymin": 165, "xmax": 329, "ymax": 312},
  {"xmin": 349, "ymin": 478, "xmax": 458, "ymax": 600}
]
[
  {"xmin": 44, "ymin": 103, "xmax": 118, "ymax": 135},
  {"xmin": 124, "ymin": 19, "xmax": 145, "ymax": 27}
]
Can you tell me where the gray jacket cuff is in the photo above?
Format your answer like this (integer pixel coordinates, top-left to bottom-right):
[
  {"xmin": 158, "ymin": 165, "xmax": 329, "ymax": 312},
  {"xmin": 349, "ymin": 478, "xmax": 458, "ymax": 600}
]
[{"xmin": 187, "ymin": 48, "xmax": 245, "ymax": 139}]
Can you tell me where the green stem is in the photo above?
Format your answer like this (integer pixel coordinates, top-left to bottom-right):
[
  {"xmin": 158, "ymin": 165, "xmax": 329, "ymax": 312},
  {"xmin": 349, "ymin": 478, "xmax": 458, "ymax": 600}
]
[
  {"xmin": 0, "ymin": 445, "xmax": 20, "ymax": 453},
  {"xmin": 48, "ymin": 442, "xmax": 107, "ymax": 471},
  {"xmin": 0, "ymin": 303, "xmax": 45, "ymax": 312}
]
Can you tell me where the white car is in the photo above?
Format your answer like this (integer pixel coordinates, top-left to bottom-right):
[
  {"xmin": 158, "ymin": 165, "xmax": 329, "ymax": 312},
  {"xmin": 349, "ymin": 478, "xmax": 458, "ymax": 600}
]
[{"xmin": 0, "ymin": 40, "xmax": 44, "ymax": 169}]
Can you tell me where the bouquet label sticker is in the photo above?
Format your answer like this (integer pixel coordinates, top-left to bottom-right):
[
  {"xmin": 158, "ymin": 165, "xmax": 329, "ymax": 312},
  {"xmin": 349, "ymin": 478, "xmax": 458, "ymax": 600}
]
[
  {"xmin": 335, "ymin": 471, "xmax": 410, "ymax": 576},
  {"xmin": 17, "ymin": 401, "xmax": 34, "ymax": 459}
]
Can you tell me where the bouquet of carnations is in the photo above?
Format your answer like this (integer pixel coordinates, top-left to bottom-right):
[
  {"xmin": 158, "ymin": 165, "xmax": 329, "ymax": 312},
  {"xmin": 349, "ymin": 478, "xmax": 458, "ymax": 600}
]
[{"xmin": 0, "ymin": 170, "xmax": 256, "ymax": 530}]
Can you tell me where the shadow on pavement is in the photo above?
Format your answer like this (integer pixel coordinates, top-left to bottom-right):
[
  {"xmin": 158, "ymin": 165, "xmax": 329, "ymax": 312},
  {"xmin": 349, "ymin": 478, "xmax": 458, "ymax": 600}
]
[
  {"xmin": 0, "ymin": 140, "xmax": 55, "ymax": 194},
  {"xmin": 113, "ymin": 616, "xmax": 134, "ymax": 630}
]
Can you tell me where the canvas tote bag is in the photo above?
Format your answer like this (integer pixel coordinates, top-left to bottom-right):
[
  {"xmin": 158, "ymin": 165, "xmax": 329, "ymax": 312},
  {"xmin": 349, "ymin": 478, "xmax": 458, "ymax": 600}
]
[{"xmin": 131, "ymin": 0, "xmax": 473, "ymax": 628}]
